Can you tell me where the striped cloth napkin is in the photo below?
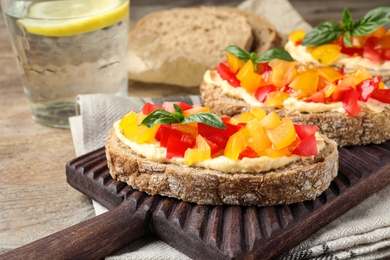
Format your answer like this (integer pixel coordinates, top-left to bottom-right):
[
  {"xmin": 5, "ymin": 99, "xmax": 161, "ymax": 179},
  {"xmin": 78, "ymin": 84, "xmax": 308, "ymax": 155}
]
[{"xmin": 69, "ymin": 94, "xmax": 390, "ymax": 260}]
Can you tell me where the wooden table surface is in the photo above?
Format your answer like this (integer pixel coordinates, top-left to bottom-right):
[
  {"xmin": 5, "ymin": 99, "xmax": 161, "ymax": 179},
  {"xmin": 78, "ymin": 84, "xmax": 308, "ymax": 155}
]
[{"xmin": 0, "ymin": 0, "xmax": 387, "ymax": 256}]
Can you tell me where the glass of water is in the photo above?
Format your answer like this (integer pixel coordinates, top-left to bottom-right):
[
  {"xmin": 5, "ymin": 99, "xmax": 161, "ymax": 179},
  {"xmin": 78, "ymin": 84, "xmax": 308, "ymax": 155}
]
[{"xmin": 1, "ymin": 0, "xmax": 129, "ymax": 128}]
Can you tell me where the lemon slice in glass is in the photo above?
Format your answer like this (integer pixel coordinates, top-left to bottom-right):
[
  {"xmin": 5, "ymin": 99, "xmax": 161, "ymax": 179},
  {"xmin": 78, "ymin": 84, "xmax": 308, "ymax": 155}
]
[{"xmin": 18, "ymin": 0, "xmax": 129, "ymax": 37}]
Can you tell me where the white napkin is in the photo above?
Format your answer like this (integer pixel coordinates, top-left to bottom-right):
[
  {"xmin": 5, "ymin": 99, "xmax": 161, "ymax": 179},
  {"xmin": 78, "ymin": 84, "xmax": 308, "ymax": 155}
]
[{"xmin": 68, "ymin": 0, "xmax": 390, "ymax": 259}]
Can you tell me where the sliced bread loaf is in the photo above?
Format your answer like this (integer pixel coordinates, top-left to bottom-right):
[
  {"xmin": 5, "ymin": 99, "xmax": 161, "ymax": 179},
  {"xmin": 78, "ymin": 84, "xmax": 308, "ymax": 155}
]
[{"xmin": 127, "ymin": 6, "xmax": 281, "ymax": 87}]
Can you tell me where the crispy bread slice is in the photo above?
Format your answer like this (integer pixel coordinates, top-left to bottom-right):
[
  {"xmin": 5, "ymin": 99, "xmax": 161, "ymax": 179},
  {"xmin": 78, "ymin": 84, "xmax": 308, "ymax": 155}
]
[
  {"xmin": 200, "ymin": 80, "xmax": 390, "ymax": 147},
  {"xmin": 106, "ymin": 129, "xmax": 338, "ymax": 206}
]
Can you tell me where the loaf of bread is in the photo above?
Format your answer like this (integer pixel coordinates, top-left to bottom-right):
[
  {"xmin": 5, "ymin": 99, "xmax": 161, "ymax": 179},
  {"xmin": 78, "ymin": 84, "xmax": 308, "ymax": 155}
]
[
  {"xmin": 127, "ymin": 6, "xmax": 281, "ymax": 87},
  {"xmin": 106, "ymin": 129, "xmax": 338, "ymax": 206}
]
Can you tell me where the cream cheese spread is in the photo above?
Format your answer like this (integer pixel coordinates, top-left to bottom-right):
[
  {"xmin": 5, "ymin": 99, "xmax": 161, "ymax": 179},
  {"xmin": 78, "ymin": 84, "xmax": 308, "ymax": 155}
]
[
  {"xmin": 204, "ymin": 70, "xmax": 390, "ymax": 114},
  {"xmin": 284, "ymin": 40, "xmax": 390, "ymax": 72},
  {"xmin": 114, "ymin": 121, "xmax": 325, "ymax": 174}
]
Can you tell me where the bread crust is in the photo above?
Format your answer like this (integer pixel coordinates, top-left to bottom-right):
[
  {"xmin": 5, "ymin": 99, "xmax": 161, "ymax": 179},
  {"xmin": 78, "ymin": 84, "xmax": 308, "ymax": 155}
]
[
  {"xmin": 106, "ymin": 129, "xmax": 338, "ymax": 206},
  {"xmin": 200, "ymin": 81, "xmax": 390, "ymax": 147}
]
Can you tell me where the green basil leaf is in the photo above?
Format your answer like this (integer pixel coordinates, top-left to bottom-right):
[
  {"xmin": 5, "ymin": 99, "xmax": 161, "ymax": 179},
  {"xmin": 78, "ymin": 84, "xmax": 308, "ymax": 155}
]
[
  {"xmin": 224, "ymin": 45, "xmax": 251, "ymax": 61},
  {"xmin": 182, "ymin": 113, "xmax": 226, "ymax": 130},
  {"xmin": 171, "ymin": 104, "xmax": 184, "ymax": 122},
  {"xmin": 343, "ymin": 31, "xmax": 352, "ymax": 47},
  {"xmin": 341, "ymin": 8, "xmax": 353, "ymax": 30},
  {"xmin": 141, "ymin": 110, "xmax": 179, "ymax": 128},
  {"xmin": 301, "ymin": 21, "xmax": 344, "ymax": 46},
  {"xmin": 256, "ymin": 48, "xmax": 294, "ymax": 63},
  {"xmin": 352, "ymin": 7, "xmax": 390, "ymax": 36}
]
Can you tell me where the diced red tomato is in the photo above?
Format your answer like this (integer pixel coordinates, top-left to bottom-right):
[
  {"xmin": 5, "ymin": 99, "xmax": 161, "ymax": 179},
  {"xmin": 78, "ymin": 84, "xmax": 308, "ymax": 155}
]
[
  {"xmin": 206, "ymin": 133, "xmax": 229, "ymax": 151},
  {"xmin": 205, "ymin": 138, "xmax": 221, "ymax": 157},
  {"xmin": 164, "ymin": 129, "xmax": 196, "ymax": 159},
  {"xmin": 292, "ymin": 134, "xmax": 317, "ymax": 156},
  {"xmin": 343, "ymin": 88, "xmax": 361, "ymax": 116},
  {"xmin": 162, "ymin": 102, "xmax": 193, "ymax": 113},
  {"xmin": 382, "ymin": 49, "xmax": 390, "ymax": 61},
  {"xmin": 371, "ymin": 88, "xmax": 390, "ymax": 104},
  {"xmin": 198, "ymin": 120, "xmax": 241, "ymax": 139},
  {"xmin": 254, "ymin": 85, "xmax": 277, "ymax": 102},
  {"xmin": 363, "ymin": 46, "xmax": 383, "ymax": 63},
  {"xmin": 294, "ymin": 124, "xmax": 318, "ymax": 140},
  {"xmin": 156, "ymin": 125, "xmax": 173, "ymax": 147},
  {"xmin": 340, "ymin": 46, "xmax": 363, "ymax": 57},
  {"xmin": 330, "ymin": 85, "xmax": 352, "ymax": 102},
  {"xmin": 238, "ymin": 146, "xmax": 259, "ymax": 160},
  {"xmin": 215, "ymin": 62, "xmax": 241, "ymax": 87},
  {"xmin": 142, "ymin": 102, "xmax": 163, "ymax": 115},
  {"xmin": 309, "ymin": 90, "xmax": 325, "ymax": 103},
  {"xmin": 356, "ymin": 76, "xmax": 380, "ymax": 101}
]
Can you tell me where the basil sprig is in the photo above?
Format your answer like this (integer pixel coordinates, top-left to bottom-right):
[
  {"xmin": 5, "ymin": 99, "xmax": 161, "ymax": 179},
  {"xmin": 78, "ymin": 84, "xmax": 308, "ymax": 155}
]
[
  {"xmin": 224, "ymin": 46, "xmax": 293, "ymax": 71},
  {"xmin": 302, "ymin": 7, "xmax": 390, "ymax": 47},
  {"xmin": 141, "ymin": 104, "xmax": 226, "ymax": 130}
]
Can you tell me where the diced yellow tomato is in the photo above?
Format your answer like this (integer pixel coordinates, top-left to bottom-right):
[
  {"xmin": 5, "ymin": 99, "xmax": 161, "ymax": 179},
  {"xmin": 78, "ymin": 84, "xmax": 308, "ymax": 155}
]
[
  {"xmin": 260, "ymin": 111, "xmax": 281, "ymax": 129},
  {"xmin": 269, "ymin": 59, "xmax": 297, "ymax": 87},
  {"xmin": 236, "ymin": 59, "xmax": 254, "ymax": 81},
  {"xmin": 134, "ymin": 124, "xmax": 160, "ymax": 144},
  {"xmin": 266, "ymin": 117, "xmax": 297, "ymax": 150},
  {"xmin": 323, "ymin": 82, "xmax": 337, "ymax": 98},
  {"xmin": 119, "ymin": 111, "xmax": 137, "ymax": 129},
  {"xmin": 347, "ymin": 66, "xmax": 372, "ymax": 86},
  {"xmin": 379, "ymin": 82, "xmax": 386, "ymax": 89},
  {"xmin": 316, "ymin": 67, "xmax": 344, "ymax": 83},
  {"xmin": 171, "ymin": 123, "xmax": 198, "ymax": 137},
  {"xmin": 183, "ymin": 106, "xmax": 210, "ymax": 118},
  {"xmin": 310, "ymin": 44, "xmax": 341, "ymax": 66},
  {"xmin": 262, "ymin": 147, "xmax": 291, "ymax": 157},
  {"xmin": 224, "ymin": 129, "xmax": 247, "ymax": 160},
  {"xmin": 184, "ymin": 135, "xmax": 211, "ymax": 165},
  {"xmin": 241, "ymin": 70, "xmax": 263, "ymax": 93},
  {"xmin": 249, "ymin": 107, "xmax": 266, "ymax": 120},
  {"xmin": 122, "ymin": 124, "xmax": 138, "ymax": 141},
  {"xmin": 246, "ymin": 119, "xmax": 271, "ymax": 154},
  {"xmin": 264, "ymin": 91, "xmax": 290, "ymax": 108},
  {"xmin": 136, "ymin": 113, "xmax": 147, "ymax": 125},
  {"xmin": 226, "ymin": 52, "xmax": 245, "ymax": 73},
  {"xmin": 289, "ymin": 70, "xmax": 319, "ymax": 96},
  {"xmin": 238, "ymin": 112, "xmax": 256, "ymax": 123},
  {"xmin": 289, "ymin": 29, "xmax": 306, "ymax": 44}
]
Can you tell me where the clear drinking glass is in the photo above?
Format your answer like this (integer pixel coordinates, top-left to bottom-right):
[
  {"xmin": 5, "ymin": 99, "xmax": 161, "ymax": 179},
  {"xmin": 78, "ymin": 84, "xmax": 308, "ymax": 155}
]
[{"xmin": 1, "ymin": 0, "xmax": 129, "ymax": 128}]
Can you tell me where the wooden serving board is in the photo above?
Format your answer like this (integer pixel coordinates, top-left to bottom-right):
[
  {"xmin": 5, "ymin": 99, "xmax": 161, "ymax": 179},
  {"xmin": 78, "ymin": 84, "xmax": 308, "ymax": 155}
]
[{"xmin": 3, "ymin": 143, "xmax": 390, "ymax": 260}]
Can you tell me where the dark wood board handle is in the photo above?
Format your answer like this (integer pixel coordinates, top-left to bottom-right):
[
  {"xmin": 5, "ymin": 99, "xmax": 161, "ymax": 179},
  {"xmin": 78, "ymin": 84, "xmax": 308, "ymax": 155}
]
[{"xmin": 0, "ymin": 199, "xmax": 152, "ymax": 260}]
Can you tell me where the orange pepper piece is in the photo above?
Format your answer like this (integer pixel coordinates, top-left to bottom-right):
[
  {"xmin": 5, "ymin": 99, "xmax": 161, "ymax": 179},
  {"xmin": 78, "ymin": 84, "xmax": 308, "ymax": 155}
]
[
  {"xmin": 266, "ymin": 117, "xmax": 297, "ymax": 150},
  {"xmin": 289, "ymin": 29, "xmax": 306, "ymax": 44},
  {"xmin": 269, "ymin": 59, "xmax": 297, "ymax": 87},
  {"xmin": 260, "ymin": 111, "xmax": 281, "ymax": 129},
  {"xmin": 226, "ymin": 52, "xmax": 245, "ymax": 73},
  {"xmin": 289, "ymin": 69, "xmax": 319, "ymax": 96},
  {"xmin": 184, "ymin": 135, "xmax": 211, "ymax": 165}
]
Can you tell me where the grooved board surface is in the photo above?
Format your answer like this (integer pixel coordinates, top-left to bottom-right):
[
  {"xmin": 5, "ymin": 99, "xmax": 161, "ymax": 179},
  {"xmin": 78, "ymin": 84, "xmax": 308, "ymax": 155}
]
[{"xmin": 66, "ymin": 142, "xmax": 390, "ymax": 259}]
